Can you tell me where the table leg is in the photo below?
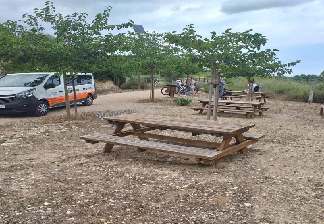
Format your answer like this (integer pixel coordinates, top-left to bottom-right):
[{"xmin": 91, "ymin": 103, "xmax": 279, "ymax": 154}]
[
  {"xmin": 235, "ymin": 133, "xmax": 248, "ymax": 153},
  {"xmin": 103, "ymin": 122, "xmax": 125, "ymax": 153},
  {"xmin": 113, "ymin": 122, "xmax": 126, "ymax": 135},
  {"xmin": 258, "ymin": 105, "xmax": 263, "ymax": 116},
  {"xmin": 235, "ymin": 133, "xmax": 245, "ymax": 144},
  {"xmin": 131, "ymin": 123, "xmax": 148, "ymax": 152},
  {"xmin": 219, "ymin": 135, "xmax": 233, "ymax": 150},
  {"xmin": 104, "ymin": 143, "xmax": 114, "ymax": 153}
]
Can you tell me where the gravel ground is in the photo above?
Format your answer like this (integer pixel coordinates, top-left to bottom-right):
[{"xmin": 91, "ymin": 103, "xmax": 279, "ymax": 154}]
[{"xmin": 0, "ymin": 93, "xmax": 323, "ymax": 224}]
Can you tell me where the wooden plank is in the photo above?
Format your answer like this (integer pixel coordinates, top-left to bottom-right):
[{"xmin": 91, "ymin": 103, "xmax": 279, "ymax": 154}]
[
  {"xmin": 218, "ymin": 104, "xmax": 254, "ymax": 108},
  {"xmin": 214, "ymin": 140, "xmax": 256, "ymax": 160},
  {"xmin": 81, "ymin": 134, "xmax": 220, "ymax": 159},
  {"xmin": 194, "ymin": 106, "xmax": 254, "ymax": 112},
  {"xmin": 117, "ymin": 127, "xmax": 157, "ymax": 137},
  {"xmin": 218, "ymin": 106, "xmax": 255, "ymax": 112},
  {"xmin": 132, "ymin": 132, "xmax": 221, "ymax": 149},
  {"xmin": 200, "ymin": 99, "xmax": 263, "ymax": 106},
  {"xmin": 243, "ymin": 133, "xmax": 264, "ymax": 140},
  {"xmin": 219, "ymin": 110, "xmax": 253, "ymax": 115},
  {"xmin": 105, "ymin": 114, "xmax": 255, "ymax": 135},
  {"xmin": 192, "ymin": 107, "xmax": 256, "ymax": 117},
  {"xmin": 219, "ymin": 100, "xmax": 263, "ymax": 106}
]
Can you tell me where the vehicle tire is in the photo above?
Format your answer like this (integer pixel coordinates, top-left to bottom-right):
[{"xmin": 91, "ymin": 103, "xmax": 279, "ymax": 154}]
[
  {"xmin": 161, "ymin": 87, "xmax": 169, "ymax": 95},
  {"xmin": 34, "ymin": 101, "xmax": 49, "ymax": 116},
  {"xmin": 83, "ymin": 95, "xmax": 93, "ymax": 106}
]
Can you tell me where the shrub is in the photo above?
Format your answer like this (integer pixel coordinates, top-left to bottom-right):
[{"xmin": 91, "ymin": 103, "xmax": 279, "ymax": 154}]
[
  {"xmin": 120, "ymin": 78, "xmax": 149, "ymax": 89},
  {"xmin": 175, "ymin": 98, "xmax": 192, "ymax": 106}
]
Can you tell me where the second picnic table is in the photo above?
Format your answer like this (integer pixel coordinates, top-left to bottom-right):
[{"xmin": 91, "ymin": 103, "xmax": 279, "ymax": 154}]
[
  {"xmin": 222, "ymin": 91, "xmax": 267, "ymax": 103},
  {"xmin": 193, "ymin": 99, "xmax": 269, "ymax": 118},
  {"xmin": 81, "ymin": 114, "xmax": 263, "ymax": 164}
]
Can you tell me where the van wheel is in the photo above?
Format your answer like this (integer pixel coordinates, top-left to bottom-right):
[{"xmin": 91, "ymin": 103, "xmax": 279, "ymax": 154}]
[
  {"xmin": 83, "ymin": 95, "xmax": 93, "ymax": 106},
  {"xmin": 35, "ymin": 101, "xmax": 49, "ymax": 116}
]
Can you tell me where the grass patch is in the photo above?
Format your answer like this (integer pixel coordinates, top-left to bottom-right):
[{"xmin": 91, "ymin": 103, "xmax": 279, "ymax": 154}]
[{"xmin": 175, "ymin": 98, "xmax": 192, "ymax": 106}]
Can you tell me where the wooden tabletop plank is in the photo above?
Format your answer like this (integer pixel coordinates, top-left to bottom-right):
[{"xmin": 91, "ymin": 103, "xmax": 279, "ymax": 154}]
[
  {"xmin": 199, "ymin": 99, "xmax": 263, "ymax": 106},
  {"xmin": 105, "ymin": 114, "xmax": 254, "ymax": 135}
]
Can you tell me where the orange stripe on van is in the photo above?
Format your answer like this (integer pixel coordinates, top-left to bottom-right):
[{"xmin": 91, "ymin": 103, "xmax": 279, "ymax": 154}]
[{"xmin": 47, "ymin": 90, "xmax": 95, "ymax": 107}]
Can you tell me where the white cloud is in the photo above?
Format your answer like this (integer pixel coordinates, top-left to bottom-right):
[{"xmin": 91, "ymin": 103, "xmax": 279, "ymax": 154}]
[{"xmin": 221, "ymin": 0, "xmax": 315, "ymax": 14}]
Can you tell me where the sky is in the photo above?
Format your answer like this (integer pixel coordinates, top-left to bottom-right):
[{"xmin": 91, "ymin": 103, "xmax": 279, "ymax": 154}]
[{"xmin": 0, "ymin": 0, "xmax": 323, "ymax": 75}]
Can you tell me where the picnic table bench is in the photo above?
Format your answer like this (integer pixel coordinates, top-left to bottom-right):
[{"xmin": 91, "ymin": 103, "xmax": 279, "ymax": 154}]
[
  {"xmin": 81, "ymin": 114, "xmax": 263, "ymax": 164},
  {"xmin": 193, "ymin": 99, "xmax": 269, "ymax": 118}
]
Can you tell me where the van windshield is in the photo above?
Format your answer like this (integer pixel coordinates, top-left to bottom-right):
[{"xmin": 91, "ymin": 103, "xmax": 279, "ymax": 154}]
[{"xmin": 0, "ymin": 74, "xmax": 49, "ymax": 87}]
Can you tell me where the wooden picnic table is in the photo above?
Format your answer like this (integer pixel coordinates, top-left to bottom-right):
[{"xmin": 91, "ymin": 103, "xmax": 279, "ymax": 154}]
[
  {"xmin": 81, "ymin": 114, "xmax": 263, "ymax": 164},
  {"xmin": 223, "ymin": 91, "xmax": 267, "ymax": 103},
  {"xmin": 199, "ymin": 99, "xmax": 264, "ymax": 108},
  {"xmin": 194, "ymin": 99, "xmax": 269, "ymax": 117}
]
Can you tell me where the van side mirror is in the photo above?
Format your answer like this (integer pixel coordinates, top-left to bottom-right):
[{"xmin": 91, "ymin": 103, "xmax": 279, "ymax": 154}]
[{"xmin": 44, "ymin": 83, "xmax": 56, "ymax": 89}]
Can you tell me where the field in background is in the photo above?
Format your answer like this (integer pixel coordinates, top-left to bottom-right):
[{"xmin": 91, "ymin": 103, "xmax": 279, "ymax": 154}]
[
  {"xmin": 200, "ymin": 76, "xmax": 324, "ymax": 103},
  {"xmin": 98, "ymin": 73, "xmax": 324, "ymax": 104}
]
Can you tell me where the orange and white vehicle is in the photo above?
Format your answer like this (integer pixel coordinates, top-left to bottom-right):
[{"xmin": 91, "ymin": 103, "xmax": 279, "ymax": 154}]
[{"xmin": 0, "ymin": 72, "xmax": 97, "ymax": 116}]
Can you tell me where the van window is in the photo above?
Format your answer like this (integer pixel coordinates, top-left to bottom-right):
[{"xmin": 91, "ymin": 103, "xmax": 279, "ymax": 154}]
[
  {"xmin": 0, "ymin": 74, "xmax": 48, "ymax": 87},
  {"xmin": 77, "ymin": 75, "xmax": 92, "ymax": 85},
  {"xmin": 67, "ymin": 75, "xmax": 92, "ymax": 86},
  {"xmin": 46, "ymin": 75, "xmax": 61, "ymax": 87}
]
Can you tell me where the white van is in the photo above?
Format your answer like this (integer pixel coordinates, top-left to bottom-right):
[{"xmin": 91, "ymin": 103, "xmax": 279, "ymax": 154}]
[{"xmin": 0, "ymin": 72, "xmax": 97, "ymax": 116}]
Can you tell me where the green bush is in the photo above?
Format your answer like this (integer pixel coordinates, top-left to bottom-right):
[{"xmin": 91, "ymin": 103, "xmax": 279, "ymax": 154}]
[
  {"xmin": 175, "ymin": 98, "xmax": 192, "ymax": 106},
  {"xmin": 314, "ymin": 83, "xmax": 324, "ymax": 103},
  {"xmin": 120, "ymin": 78, "xmax": 149, "ymax": 89}
]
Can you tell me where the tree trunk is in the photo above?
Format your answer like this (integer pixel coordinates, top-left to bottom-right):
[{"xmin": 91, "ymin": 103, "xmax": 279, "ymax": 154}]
[
  {"xmin": 308, "ymin": 89, "xmax": 314, "ymax": 104},
  {"xmin": 150, "ymin": 67, "xmax": 155, "ymax": 102},
  {"xmin": 212, "ymin": 65, "xmax": 220, "ymax": 121},
  {"xmin": 207, "ymin": 81, "xmax": 212, "ymax": 120},
  {"xmin": 72, "ymin": 75, "xmax": 78, "ymax": 119},
  {"xmin": 62, "ymin": 72, "xmax": 71, "ymax": 121},
  {"xmin": 248, "ymin": 81, "xmax": 253, "ymax": 102}
]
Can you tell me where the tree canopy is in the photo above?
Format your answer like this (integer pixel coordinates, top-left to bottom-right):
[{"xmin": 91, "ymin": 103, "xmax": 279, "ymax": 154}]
[
  {"xmin": 0, "ymin": 1, "xmax": 300, "ymax": 82},
  {"xmin": 165, "ymin": 24, "xmax": 300, "ymax": 79}
]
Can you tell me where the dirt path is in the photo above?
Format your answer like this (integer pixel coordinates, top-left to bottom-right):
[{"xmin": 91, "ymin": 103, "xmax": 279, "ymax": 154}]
[{"xmin": 0, "ymin": 89, "xmax": 161, "ymax": 126}]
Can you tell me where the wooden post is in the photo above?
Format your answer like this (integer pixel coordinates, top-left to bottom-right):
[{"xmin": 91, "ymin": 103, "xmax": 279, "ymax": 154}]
[
  {"xmin": 212, "ymin": 65, "xmax": 220, "ymax": 121},
  {"xmin": 320, "ymin": 105, "xmax": 324, "ymax": 117},
  {"xmin": 207, "ymin": 82, "xmax": 212, "ymax": 120},
  {"xmin": 62, "ymin": 72, "xmax": 71, "ymax": 121},
  {"xmin": 72, "ymin": 74, "xmax": 78, "ymax": 119},
  {"xmin": 308, "ymin": 89, "xmax": 314, "ymax": 104},
  {"xmin": 150, "ymin": 65, "xmax": 155, "ymax": 102}
]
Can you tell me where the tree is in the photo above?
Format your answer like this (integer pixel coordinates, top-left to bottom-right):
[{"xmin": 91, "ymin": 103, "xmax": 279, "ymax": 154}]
[
  {"xmin": 16, "ymin": 1, "xmax": 133, "ymax": 119},
  {"xmin": 121, "ymin": 31, "xmax": 173, "ymax": 102},
  {"xmin": 166, "ymin": 25, "xmax": 300, "ymax": 120}
]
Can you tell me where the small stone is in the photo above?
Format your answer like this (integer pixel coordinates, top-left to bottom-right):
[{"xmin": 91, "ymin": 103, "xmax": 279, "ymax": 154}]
[{"xmin": 244, "ymin": 203, "xmax": 252, "ymax": 207}]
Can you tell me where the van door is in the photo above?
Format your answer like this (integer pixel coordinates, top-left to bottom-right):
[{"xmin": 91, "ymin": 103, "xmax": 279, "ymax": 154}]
[
  {"xmin": 44, "ymin": 74, "xmax": 65, "ymax": 107},
  {"xmin": 75, "ymin": 75, "xmax": 94, "ymax": 101}
]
